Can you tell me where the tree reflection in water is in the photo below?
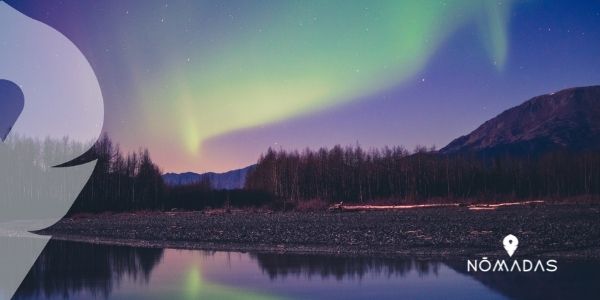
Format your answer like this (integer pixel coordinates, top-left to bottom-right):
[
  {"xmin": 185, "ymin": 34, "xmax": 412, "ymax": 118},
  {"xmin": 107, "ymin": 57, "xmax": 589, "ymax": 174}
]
[
  {"xmin": 249, "ymin": 253, "xmax": 440, "ymax": 280},
  {"xmin": 13, "ymin": 240, "xmax": 163, "ymax": 299},
  {"xmin": 10, "ymin": 240, "xmax": 600, "ymax": 300}
]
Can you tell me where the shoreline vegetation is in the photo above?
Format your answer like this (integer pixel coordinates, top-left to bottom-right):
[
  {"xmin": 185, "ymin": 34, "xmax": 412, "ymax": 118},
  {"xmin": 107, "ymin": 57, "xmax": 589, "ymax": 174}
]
[
  {"xmin": 67, "ymin": 134, "xmax": 600, "ymax": 215},
  {"xmin": 41, "ymin": 202, "xmax": 600, "ymax": 259},
  {"xmin": 49, "ymin": 133, "xmax": 600, "ymax": 259}
]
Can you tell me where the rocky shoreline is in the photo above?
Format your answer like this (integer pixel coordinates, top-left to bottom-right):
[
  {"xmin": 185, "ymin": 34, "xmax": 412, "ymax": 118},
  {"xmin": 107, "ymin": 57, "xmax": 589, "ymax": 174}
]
[{"xmin": 38, "ymin": 204, "xmax": 600, "ymax": 259}]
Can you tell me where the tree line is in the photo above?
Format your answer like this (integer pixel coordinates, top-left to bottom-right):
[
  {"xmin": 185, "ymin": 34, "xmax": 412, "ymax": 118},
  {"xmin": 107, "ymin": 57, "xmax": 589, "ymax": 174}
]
[
  {"xmin": 245, "ymin": 145, "xmax": 600, "ymax": 205},
  {"xmin": 69, "ymin": 136, "xmax": 600, "ymax": 213},
  {"xmin": 69, "ymin": 134, "xmax": 165, "ymax": 213},
  {"xmin": 69, "ymin": 135, "xmax": 273, "ymax": 214}
]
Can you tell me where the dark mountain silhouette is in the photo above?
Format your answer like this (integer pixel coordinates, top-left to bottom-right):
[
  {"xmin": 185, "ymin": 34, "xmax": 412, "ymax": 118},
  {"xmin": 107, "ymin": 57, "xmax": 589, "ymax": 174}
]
[
  {"xmin": 441, "ymin": 85, "xmax": 600, "ymax": 155},
  {"xmin": 163, "ymin": 165, "xmax": 255, "ymax": 189}
]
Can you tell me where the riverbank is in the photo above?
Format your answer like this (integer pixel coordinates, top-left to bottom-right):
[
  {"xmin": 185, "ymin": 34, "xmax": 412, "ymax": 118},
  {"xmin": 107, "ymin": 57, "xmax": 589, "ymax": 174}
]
[{"xmin": 38, "ymin": 203, "xmax": 600, "ymax": 259}]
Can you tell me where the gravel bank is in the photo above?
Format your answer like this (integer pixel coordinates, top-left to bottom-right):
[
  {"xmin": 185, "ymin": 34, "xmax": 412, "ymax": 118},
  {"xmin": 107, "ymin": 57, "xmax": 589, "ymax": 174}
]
[{"xmin": 38, "ymin": 204, "xmax": 600, "ymax": 259}]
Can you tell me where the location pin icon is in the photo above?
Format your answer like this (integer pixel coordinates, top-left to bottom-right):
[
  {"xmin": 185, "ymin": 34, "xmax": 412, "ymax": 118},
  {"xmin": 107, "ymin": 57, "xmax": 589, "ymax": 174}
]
[
  {"xmin": 0, "ymin": 79, "xmax": 25, "ymax": 141},
  {"xmin": 503, "ymin": 234, "xmax": 519, "ymax": 257}
]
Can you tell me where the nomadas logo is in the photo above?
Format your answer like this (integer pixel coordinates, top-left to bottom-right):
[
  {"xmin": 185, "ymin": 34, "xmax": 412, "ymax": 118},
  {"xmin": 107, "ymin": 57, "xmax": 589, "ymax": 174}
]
[{"xmin": 467, "ymin": 234, "xmax": 558, "ymax": 273}]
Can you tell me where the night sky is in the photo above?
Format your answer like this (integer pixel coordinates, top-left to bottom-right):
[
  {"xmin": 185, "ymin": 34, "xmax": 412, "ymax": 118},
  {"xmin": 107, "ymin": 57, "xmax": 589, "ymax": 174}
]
[{"xmin": 6, "ymin": 0, "xmax": 600, "ymax": 172}]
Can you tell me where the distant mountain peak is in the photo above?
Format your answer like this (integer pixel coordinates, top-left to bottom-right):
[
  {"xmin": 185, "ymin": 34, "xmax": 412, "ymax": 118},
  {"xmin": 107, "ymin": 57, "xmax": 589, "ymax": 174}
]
[
  {"xmin": 441, "ymin": 85, "xmax": 600, "ymax": 155},
  {"xmin": 162, "ymin": 165, "xmax": 255, "ymax": 189}
]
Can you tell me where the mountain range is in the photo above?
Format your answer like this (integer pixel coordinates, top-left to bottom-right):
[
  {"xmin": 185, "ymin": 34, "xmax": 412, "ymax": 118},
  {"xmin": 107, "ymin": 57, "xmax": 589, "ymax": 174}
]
[
  {"xmin": 162, "ymin": 165, "xmax": 255, "ymax": 190},
  {"xmin": 441, "ymin": 85, "xmax": 600, "ymax": 155},
  {"xmin": 164, "ymin": 85, "xmax": 600, "ymax": 189}
]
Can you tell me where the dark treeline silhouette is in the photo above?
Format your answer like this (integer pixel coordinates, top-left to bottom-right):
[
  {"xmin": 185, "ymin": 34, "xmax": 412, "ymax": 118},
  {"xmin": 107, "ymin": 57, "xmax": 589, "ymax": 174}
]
[
  {"xmin": 69, "ymin": 134, "xmax": 273, "ymax": 213},
  {"xmin": 69, "ymin": 134, "xmax": 166, "ymax": 213},
  {"xmin": 245, "ymin": 145, "xmax": 600, "ymax": 204},
  {"xmin": 69, "ymin": 136, "xmax": 600, "ymax": 213},
  {"xmin": 166, "ymin": 180, "xmax": 274, "ymax": 210}
]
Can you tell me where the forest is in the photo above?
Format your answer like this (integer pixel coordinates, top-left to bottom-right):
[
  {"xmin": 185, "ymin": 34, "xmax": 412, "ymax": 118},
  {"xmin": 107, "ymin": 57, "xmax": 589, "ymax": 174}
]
[
  {"xmin": 245, "ymin": 145, "xmax": 600, "ymax": 205},
  {"xmin": 68, "ymin": 136, "xmax": 600, "ymax": 213},
  {"xmin": 69, "ymin": 135, "xmax": 272, "ymax": 214}
]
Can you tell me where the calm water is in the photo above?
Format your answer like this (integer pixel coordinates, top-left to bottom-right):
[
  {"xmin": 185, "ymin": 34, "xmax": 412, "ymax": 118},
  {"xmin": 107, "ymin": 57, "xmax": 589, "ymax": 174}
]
[{"xmin": 12, "ymin": 240, "xmax": 600, "ymax": 300}]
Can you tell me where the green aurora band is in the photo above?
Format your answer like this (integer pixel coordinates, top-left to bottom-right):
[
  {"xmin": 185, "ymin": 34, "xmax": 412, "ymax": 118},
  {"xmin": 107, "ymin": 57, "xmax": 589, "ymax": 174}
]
[{"xmin": 136, "ymin": 1, "xmax": 513, "ymax": 160}]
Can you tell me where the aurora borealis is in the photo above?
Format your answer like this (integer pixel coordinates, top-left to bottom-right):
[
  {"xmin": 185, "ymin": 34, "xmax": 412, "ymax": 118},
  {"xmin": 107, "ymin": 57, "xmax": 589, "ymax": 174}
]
[
  {"xmin": 144, "ymin": 0, "xmax": 512, "ymax": 155},
  {"xmin": 6, "ymin": 0, "xmax": 600, "ymax": 172}
]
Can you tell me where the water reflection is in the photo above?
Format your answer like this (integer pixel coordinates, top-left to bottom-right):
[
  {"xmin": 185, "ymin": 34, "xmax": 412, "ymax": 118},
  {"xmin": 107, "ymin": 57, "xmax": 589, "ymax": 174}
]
[
  {"xmin": 14, "ymin": 241, "xmax": 163, "ymax": 299},
  {"xmin": 447, "ymin": 260, "xmax": 600, "ymax": 300},
  {"xmin": 11, "ymin": 240, "xmax": 600, "ymax": 300},
  {"xmin": 250, "ymin": 253, "xmax": 440, "ymax": 280}
]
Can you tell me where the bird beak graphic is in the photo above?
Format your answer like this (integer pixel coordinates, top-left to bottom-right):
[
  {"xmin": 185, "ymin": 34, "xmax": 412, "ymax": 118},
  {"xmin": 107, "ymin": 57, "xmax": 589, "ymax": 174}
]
[{"xmin": 0, "ymin": 3, "xmax": 103, "ymax": 299}]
